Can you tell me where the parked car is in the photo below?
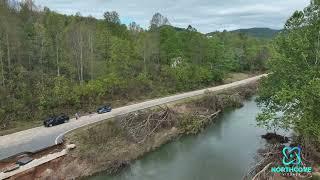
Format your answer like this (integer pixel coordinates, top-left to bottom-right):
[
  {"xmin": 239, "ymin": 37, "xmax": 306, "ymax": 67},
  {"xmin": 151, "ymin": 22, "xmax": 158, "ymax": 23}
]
[
  {"xmin": 16, "ymin": 156, "xmax": 33, "ymax": 166},
  {"xmin": 44, "ymin": 114, "xmax": 70, "ymax": 127},
  {"xmin": 97, "ymin": 105, "xmax": 112, "ymax": 114}
]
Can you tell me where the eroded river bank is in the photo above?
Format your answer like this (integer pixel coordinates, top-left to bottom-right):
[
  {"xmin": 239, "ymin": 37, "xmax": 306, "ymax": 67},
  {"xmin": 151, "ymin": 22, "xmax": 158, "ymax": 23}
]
[{"xmin": 89, "ymin": 97, "xmax": 271, "ymax": 180}]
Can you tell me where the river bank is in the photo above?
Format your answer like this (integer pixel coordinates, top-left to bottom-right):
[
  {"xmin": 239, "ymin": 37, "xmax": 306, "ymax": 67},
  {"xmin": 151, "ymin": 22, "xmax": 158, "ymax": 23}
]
[
  {"xmin": 9, "ymin": 82, "xmax": 258, "ymax": 179},
  {"xmin": 91, "ymin": 96, "xmax": 265, "ymax": 180}
]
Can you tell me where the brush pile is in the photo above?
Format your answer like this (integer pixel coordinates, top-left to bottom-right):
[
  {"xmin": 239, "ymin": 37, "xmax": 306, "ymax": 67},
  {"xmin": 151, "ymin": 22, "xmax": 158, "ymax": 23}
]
[
  {"xmin": 244, "ymin": 144, "xmax": 283, "ymax": 180},
  {"xmin": 117, "ymin": 106, "xmax": 179, "ymax": 143}
]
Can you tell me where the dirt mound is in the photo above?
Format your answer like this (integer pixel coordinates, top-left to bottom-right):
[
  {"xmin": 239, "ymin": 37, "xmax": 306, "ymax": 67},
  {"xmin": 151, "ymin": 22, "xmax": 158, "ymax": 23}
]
[{"xmin": 261, "ymin": 133, "xmax": 289, "ymax": 143}]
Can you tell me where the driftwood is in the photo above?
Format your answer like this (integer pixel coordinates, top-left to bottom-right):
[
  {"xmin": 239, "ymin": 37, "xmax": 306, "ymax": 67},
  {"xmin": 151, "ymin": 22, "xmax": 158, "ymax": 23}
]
[
  {"xmin": 117, "ymin": 106, "xmax": 221, "ymax": 143},
  {"xmin": 118, "ymin": 106, "xmax": 178, "ymax": 143},
  {"xmin": 252, "ymin": 162, "xmax": 272, "ymax": 180},
  {"xmin": 243, "ymin": 144, "xmax": 283, "ymax": 180}
]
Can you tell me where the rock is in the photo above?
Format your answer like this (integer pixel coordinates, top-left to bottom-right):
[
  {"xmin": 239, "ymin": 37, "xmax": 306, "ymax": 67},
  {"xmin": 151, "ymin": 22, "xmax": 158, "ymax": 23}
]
[
  {"xmin": 66, "ymin": 144, "xmax": 76, "ymax": 150},
  {"xmin": 40, "ymin": 169, "xmax": 54, "ymax": 179}
]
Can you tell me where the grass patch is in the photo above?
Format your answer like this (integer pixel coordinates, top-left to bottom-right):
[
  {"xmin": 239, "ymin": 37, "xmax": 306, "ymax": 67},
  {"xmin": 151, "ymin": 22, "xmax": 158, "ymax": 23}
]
[{"xmin": 0, "ymin": 120, "xmax": 42, "ymax": 136}]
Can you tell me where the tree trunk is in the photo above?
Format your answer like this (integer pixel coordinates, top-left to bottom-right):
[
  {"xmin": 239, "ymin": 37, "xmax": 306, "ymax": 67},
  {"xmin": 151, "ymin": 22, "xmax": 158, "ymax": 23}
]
[
  {"xmin": 76, "ymin": 54, "xmax": 80, "ymax": 83},
  {"xmin": 89, "ymin": 32, "xmax": 94, "ymax": 80},
  {"xmin": 74, "ymin": 33, "xmax": 81, "ymax": 84},
  {"xmin": 0, "ymin": 47, "xmax": 5, "ymax": 87},
  {"xmin": 6, "ymin": 32, "xmax": 11, "ymax": 71},
  {"xmin": 316, "ymin": 30, "xmax": 320, "ymax": 66},
  {"xmin": 143, "ymin": 39, "xmax": 147, "ymax": 75},
  {"xmin": 28, "ymin": 55, "xmax": 31, "ymax": 70},
  {"xmin": 80, "ymin": 33, "xmax": 84, "ymax": 84},
  {"xmin": 40, "ymin": 38, "xmax": 44, "ymax": 81},
  {"xmin": 56, "ymin": 35, "xmax": 60, "ymax": 76}
]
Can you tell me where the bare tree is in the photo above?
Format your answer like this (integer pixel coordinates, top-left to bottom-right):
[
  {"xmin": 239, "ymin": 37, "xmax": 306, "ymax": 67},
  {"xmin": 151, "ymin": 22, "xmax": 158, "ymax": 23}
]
[
  {"xmin": 68, "ymin": 22, "xmax": 87, "ymax": 84},
  {"xmin": 103, "ymin": 11, "xmax": 120, "ymax": 24},
  {"xmin": 150, "ymin": 13, "xmax": 170, "ymax": 30},
  {"xmin": 56, "ymin": 34, "xmax": 60, "ymax": 76},
  {"xmin": 0, "ymin": 44, "xmax": 5, "ymax": 87},
  {"xmin": 6, "ymin": 31, "xmax": 10, "ymax": 72},
  {"xmin": 316, "ymin": 30, "xmax": 320, "ymax": 66},
  {"xmin": 89, "ymin": 31, "xmax": 94, "ymax": 80},
  {"xmin": 79, "ymin": 30, "xmax": 84, "ymax": 84}
]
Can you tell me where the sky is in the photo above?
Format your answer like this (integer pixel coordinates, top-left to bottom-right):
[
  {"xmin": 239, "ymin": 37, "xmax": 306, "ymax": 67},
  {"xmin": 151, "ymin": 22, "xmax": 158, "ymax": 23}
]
[{"xmin": 33, "ymin": 0, "xmax": 310, "ymax": 33}]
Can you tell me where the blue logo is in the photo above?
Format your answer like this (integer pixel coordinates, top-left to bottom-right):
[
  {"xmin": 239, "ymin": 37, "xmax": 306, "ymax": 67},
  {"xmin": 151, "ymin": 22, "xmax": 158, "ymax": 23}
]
[
  {"xmin": 271, "ymin": 146, "xmax": 312, "ymax": 175},
  {"xmin": 282, "ymin": 146, "xmax": 302, "ymax": 166}
]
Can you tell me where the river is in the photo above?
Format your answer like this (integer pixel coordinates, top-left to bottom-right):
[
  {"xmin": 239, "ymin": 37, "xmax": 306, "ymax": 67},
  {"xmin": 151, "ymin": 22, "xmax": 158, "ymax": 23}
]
[{"xmin": 89, "ymin": 97, "xmax": 281, "ymax": 180}]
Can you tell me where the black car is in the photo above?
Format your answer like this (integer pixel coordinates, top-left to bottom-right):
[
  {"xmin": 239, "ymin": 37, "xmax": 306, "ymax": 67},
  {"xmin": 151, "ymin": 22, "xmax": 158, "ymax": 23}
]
[
  {"xmin": 97, "ymin": 105, "xmax": 112, "ymax": 114},
  {"xmin": 44, "ymin": 114, "xmax": 70, "ymax": 127}
]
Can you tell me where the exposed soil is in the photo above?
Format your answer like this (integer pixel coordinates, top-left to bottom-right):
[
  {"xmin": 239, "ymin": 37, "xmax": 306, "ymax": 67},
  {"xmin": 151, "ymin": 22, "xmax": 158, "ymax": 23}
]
[{"xmin": 0, "ymin": 144, "xmax": 64, "ymax": 174}]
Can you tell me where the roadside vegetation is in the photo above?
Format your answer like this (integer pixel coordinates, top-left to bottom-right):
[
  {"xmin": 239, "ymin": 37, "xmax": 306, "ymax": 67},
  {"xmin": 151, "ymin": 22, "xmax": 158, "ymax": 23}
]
[{"xmin": 0, "ymin": 0, "xmax": 270, "ymax": 134}]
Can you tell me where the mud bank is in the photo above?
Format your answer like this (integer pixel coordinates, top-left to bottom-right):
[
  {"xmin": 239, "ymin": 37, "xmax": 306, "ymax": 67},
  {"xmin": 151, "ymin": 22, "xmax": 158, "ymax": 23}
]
[{"xmin": 11, "ymin": 83, "xmax": 258, "ymax": 180}]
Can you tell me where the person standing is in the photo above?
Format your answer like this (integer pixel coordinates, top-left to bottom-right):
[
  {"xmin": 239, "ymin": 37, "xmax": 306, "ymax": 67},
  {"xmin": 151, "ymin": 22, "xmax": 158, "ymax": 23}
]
[{"xmin": 75, "ymin": 112, "xmax": 80, "ymax": 120}]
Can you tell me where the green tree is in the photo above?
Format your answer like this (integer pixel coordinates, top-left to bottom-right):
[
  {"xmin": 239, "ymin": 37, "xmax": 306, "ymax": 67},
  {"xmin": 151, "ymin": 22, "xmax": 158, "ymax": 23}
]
[{"xmin": 257, "ymin": 0, "xmax": 320, "ymax": 141}]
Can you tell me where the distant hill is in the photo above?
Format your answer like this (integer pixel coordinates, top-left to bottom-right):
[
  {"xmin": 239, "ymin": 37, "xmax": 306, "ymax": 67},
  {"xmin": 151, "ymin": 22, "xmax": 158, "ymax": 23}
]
[
  {"xmin": 231, "ymin": 28, "xmax": 281, "ymax": 39},
  {"xmin": 207, "ymin": 28, "xmax": 281, "ymax": 39},
  {"xmin": 160, "ymin": 25, "xmax": 187, "ymax": 32}
]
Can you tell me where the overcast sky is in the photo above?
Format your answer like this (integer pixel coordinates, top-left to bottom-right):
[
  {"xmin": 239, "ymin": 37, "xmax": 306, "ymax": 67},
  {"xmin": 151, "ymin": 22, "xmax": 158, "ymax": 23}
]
[{"xmin": 33, "ymin": 0, "xmax": 309, "ymax": 33}]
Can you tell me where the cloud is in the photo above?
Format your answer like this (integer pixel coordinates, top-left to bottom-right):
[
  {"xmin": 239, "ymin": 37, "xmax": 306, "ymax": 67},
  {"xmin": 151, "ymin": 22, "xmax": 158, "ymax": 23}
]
[{"xmin": 33, "ymin": 0, "xmax": 310, "ymax": 33}]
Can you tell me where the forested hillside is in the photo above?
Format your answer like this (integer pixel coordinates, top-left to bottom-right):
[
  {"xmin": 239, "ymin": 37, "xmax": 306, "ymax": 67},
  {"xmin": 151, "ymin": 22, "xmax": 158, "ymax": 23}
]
[
  {"xmin": 207, "ymin": 28, "xmax": 280, "ymax": 39},
  {"xmin": 0, "ymin": 0, "xmax": 271, "ymax": 131},
  {"xmin": 231, "ymin": 28, "xmax": 280, "ymax": 39}
]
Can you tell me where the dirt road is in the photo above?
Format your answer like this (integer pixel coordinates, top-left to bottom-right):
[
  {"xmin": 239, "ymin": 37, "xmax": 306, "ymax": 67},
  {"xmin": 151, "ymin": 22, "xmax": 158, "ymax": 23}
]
[{"xmin": 0, "ymin": 74, "xmax": 267, "ymax": 160}]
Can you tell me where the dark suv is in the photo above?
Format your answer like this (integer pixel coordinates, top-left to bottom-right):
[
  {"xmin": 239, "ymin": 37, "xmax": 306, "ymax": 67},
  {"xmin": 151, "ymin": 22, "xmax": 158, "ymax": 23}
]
[
  {"xmin": 97, "ymin": 105, "xmax": 112, "ymax": 114},
  {"xmin": 44, "ymin": 114, "xmax": 70, "ymax": 127}
]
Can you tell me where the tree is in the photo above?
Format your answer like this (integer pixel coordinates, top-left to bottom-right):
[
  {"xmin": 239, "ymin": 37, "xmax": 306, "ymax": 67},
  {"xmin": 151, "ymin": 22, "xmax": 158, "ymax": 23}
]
[
  {"xmin": 43, "ymin": 10, "xmax": 65, "ymax": 76},
  {"xmin": 257, "ymin": 0, "xmax": 320, "ymax": 141},
  {"xmin": 150, "ymin": 13, "xmax": 170, "ymax": 30},
  {"xmin": 187, "ymin": 25, "xmax": 197, "ymax": 32},
  {"xmin": 0, "ymin": 45, "xmax": 4, "ymax": 87},
  {"xmin": 129, "ymin": 21, "xmax": 143, "ymax": 34},
  {"xmin": 103, "ymin": 11, "xmax": 120, "ymax": 24}
]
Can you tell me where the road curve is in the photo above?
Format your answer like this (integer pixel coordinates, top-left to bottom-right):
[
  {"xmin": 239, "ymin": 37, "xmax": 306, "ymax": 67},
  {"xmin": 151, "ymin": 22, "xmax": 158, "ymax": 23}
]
[{"xmin": 0, "ymin": 74, "xmax": 267, "ymax": 160}]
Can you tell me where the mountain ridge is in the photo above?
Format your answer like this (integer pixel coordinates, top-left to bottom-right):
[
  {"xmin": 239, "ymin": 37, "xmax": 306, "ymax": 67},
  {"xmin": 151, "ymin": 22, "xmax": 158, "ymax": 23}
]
[{"xmin": 207, "ymin": 27, "xmax": 281, "ymax": 39}]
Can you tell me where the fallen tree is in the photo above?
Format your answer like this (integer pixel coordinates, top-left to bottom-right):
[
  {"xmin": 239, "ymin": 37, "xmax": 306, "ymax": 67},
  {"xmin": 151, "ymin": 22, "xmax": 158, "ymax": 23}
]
[
  {"xmin": 244, "ymin": 144, "xmax": 282, "ymax": 180},
  {"xmin": 117, "ymin": 106, "xmax": 178, "ymax": 143},
  {"xmin": 117, "ymin": 105, "xmax": 221, "ymax": 143}
]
